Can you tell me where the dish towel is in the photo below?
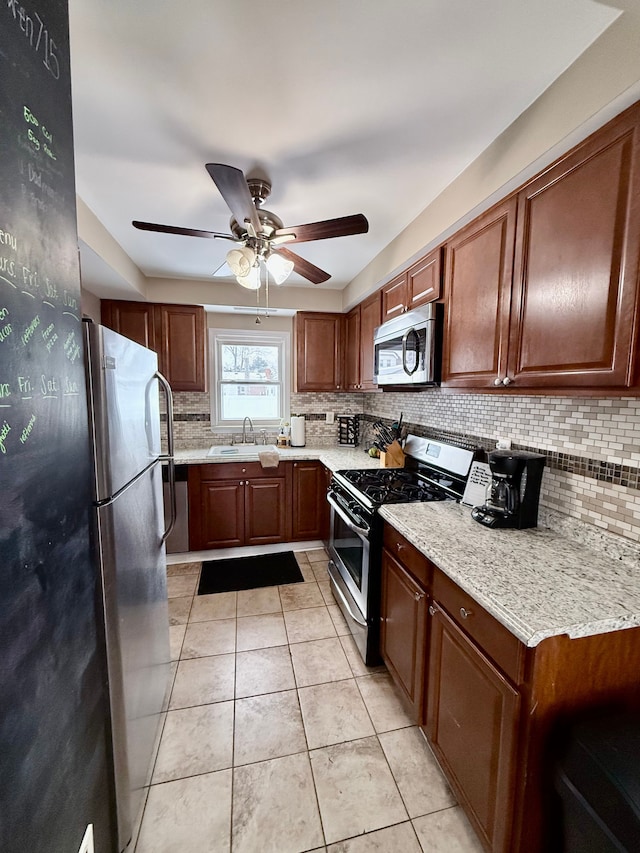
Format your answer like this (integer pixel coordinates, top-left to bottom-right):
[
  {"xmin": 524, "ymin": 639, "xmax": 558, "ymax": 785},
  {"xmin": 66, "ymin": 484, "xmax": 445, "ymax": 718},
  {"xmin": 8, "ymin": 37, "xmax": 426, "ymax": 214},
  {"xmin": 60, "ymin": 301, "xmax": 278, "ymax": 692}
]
[{"xmin": 259, "ymin": 448, "xmax": 280, "ymax": 468}]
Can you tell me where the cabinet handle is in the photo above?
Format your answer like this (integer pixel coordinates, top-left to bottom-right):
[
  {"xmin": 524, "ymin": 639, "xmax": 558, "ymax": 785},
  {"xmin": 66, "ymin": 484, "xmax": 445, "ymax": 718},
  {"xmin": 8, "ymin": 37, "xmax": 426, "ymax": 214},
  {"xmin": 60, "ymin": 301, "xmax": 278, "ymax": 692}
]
[
  {"xmin": 502, "ymin": 376, "xmax": 512, "ymax": 386},
  {"xmin": 396, "ymin": 542, "xmax": 405, "ymax": 552},
  {"xmin": 428, "ymin": 604, "xmax": 437, "ymax": 616},
  {"xmin": 414, "ymin": 591, "xmax": 425, "ymax": 602},
  {"xmin": 460, "ymin": 607, "xmax": 473, "ymax": 619},
  {"xmin": 493, "ymin": 377, "xmax": 503, "ymax": 386}
]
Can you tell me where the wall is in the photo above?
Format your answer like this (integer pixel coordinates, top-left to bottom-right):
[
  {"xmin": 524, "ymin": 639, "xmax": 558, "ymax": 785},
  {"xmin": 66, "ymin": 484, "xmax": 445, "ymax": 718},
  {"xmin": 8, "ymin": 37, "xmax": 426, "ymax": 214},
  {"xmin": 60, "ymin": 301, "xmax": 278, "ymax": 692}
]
[
  {"xmin": 361, "ymin": 390, "xmax": 640, "ymax": 544},
  {"xmin": 1, "ymin": 1, "xmax": 113, "ymax": 851},
  {"xmin": 344, "ymin": 1, "xmax": 640, "ymax": 308},
  {"xmin": 81, "ymin": 285, "xmax": 102, "ymax": 322}
]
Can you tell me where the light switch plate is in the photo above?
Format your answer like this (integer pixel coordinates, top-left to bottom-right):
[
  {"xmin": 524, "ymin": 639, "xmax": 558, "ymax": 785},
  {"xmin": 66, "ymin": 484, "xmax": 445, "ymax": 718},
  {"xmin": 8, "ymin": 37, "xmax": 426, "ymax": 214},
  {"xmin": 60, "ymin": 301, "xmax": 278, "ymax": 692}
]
[
  {"xmin": 326, "ymin": 412, "xmax": 334, "ymax": 424},
  {"xmin": 78, "ymin": 824, "xmax": 94, "ymax": 853}
]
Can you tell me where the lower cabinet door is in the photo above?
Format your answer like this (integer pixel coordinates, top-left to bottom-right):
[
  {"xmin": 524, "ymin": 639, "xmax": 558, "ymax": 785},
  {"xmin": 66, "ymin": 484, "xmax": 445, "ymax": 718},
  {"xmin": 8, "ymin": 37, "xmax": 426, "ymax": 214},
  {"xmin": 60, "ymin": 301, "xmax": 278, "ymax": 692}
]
[
  {"xmin": 198, "ymin": 479, "xmax": 244, "ymax": 549},
  {"xmin": 425, "ymin": 604, "xmax": 520, "ymax": 853},
  {"xmin": 244, "ymin": 477, "xmax": 288, "ymax": 545},
  {"xmin": 380, "ymin": 548, "xmax": 428, "ymax": 722},
  {"xmin": 292, "ymin": 461, "xmax": 325, "ymax": 541}
]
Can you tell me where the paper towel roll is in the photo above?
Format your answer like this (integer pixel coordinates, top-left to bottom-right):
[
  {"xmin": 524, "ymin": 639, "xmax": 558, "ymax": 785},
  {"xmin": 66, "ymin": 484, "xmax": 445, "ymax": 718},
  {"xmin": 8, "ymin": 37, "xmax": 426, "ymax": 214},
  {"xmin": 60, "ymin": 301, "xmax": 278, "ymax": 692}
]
[{"xmin": 290, "ymin": 415, "xmax": 306, "ymax": 447}]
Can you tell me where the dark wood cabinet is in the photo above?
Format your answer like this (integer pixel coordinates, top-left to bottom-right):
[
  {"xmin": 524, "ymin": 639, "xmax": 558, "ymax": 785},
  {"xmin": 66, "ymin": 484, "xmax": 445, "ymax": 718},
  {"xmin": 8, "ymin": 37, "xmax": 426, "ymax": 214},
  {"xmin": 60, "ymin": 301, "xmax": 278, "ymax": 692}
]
[
  {"xmin": 101, "ymin": 300, "xmax": 156, "ymax": 350},
  {"xmin": 443, "ymin": 101, "xmax": 640, "ymax": 391},
  {"xmin": 442, "ymin": 199, "xmax": 517, "ymax": 388},
  {"xmin": 379, "ymin": 518, "xmax": 640, "ymax": 853},
  {"xmin": 343, "ymin": 306, "xmax": 361, "ymax": 391},
  {"xmin": 344, "ymin": 291, "xmax": 382, "ymax": 391},
  {"xmin": 509, "ymin": 106, "xmax": 640, "ymax": 388},
  {"xmin": 380, "ymin": 547, "xmax": 428, "ymax": 721},
  {"xmin": 244, "ymin": 477, "xmax": 288, "ymax": 546},
  {"xmin": 381, "ymin": 247, "xmax": 443, "ymax": 320},
  {"xmin": 188, "ymin": 463, "xmax": 290, "ymax": 549},
  {"xmin": 381, "ymin": 272, "xmax": 407, "ymax": 320},
  {"xmin": 358, "ymin": 291, "xmax": 382, "ymax": 390},
  {"xmin": 156, "ymin": 304, "xmax": 206, "ymax": 392},
  {"xmin": 292, "ymin": 461, "xmax": 329, "ymax": 541},
  {"xmin": 426, "ymin": 603, "xmax": 520, "ymax": 853},
  {"xmin": 101, "ymin": 299, "xmax": 206, "ymax": 391},
  {"xmin": 294, "ymin": 312, "xmax": 343, "ymax": 391}
]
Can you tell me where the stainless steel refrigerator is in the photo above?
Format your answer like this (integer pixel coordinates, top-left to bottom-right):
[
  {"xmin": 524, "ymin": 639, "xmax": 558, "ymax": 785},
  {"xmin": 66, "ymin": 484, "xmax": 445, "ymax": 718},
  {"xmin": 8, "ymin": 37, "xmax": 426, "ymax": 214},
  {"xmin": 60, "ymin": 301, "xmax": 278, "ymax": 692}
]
[{"xmin": 84, "ymin": 321, "xmax": 176, "ymax": 852}]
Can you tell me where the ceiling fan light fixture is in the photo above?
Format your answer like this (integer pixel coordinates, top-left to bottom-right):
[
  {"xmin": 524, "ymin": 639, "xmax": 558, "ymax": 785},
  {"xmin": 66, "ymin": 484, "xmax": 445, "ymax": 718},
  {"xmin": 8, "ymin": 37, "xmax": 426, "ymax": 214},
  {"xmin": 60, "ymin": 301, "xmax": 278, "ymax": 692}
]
[
  {"xmin": 266, "ymin": 253, "xmax": 295, "ymax": 284},
  {"xmin": 235, "ymin": 264, "xmax": 261, "ymax": 290},
  {"xmin": 226, "ymin": 246, "xmax": 256, "ymax": 278}
]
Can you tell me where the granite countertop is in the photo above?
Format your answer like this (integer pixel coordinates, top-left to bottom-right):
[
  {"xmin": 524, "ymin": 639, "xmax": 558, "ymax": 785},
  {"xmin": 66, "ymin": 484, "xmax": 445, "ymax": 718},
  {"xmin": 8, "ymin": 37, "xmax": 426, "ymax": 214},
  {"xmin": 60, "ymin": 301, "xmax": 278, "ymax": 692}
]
[
  {"xmin": 173, "ymin": 444, "xmax": 381, "ymax": 473},
  {"xmin": 379, "ymin": 501, "xmax": 640, "ymax": 648}
]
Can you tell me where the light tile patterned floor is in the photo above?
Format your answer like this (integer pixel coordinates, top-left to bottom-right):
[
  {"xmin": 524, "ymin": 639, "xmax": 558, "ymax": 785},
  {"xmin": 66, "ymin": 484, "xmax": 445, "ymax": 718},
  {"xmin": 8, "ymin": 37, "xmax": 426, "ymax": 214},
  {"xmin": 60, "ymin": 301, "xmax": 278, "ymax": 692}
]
[{"xmin": 134, "ymin": 549, "xmax": 485, "ymax": 853}]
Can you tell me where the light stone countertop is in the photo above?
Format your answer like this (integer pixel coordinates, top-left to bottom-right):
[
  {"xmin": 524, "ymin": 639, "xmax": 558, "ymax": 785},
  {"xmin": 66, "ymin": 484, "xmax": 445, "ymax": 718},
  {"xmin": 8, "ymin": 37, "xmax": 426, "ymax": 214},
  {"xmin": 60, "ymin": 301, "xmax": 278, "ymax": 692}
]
[
  {"xmin": 174, "ymin": 444, "xmax": 380, "ymax": 472},
  {"xmin": 379, "ymin": 501, "xmax": 640, "ymax": 647}
]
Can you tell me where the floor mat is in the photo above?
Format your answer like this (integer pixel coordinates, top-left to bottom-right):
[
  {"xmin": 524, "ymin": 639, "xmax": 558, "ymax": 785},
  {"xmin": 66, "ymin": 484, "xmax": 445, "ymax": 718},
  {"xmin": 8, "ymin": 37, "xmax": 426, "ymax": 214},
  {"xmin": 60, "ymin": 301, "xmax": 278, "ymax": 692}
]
[{"xmin": 197, "ymin": 551, "xmax": 304, "ymax": 595}]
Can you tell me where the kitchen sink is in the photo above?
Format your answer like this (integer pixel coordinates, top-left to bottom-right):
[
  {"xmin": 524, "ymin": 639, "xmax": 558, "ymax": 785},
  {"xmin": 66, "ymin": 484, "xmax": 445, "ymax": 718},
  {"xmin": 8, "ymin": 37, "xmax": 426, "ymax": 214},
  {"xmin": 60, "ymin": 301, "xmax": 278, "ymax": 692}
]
[{"xmin": 207, "ymin": 444, "xmax": 278, "ymax": 458}]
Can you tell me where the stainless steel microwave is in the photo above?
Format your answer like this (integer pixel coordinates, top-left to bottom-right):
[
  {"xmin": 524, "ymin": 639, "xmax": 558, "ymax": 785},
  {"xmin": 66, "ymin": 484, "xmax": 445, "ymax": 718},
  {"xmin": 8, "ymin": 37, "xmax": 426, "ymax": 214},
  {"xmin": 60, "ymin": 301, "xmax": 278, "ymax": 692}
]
[{"xmin": 373, "ymin": 303, "xmax": 442, "ymax": 386}]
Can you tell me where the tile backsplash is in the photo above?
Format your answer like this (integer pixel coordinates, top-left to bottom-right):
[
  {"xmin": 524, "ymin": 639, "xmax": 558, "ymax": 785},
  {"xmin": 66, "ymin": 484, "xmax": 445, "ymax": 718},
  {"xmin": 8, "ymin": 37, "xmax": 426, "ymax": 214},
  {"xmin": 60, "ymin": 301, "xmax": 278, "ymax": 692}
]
[{"xmin": 169, "ymin": 387, "xmax": 640, "ymax": 543}]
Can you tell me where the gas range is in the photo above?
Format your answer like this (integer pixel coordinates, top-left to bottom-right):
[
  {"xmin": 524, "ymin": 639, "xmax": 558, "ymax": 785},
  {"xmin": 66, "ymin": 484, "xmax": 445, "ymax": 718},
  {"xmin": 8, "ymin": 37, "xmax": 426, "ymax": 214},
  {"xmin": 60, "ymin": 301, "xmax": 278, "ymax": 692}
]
[
  {"xmin": 331, "ymin": 435, "xmax": 476, "ymax": 514},
  {"xmin": 326, "ymin": 435, "xmax": 477, "ymax": 665}
]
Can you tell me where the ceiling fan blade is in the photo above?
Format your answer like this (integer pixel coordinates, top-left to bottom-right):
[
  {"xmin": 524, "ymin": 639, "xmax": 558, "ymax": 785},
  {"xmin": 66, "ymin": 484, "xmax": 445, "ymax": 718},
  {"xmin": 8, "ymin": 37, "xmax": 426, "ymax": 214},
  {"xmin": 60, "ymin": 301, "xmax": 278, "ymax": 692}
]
[
  {"xmin": 274, "ymin": 247, "xmax": 331, "ymax": 284},
  {"xmin": 205, "ymin": 163, "xmax": 261, "ymax": 234},
  {"xmin": 273, "ymin": 214, "xmax": 369, "ymax": 245},
  {"xmin": 212, "ymin": 261, "xmax": 232, "ymax": 278},
  {"xmin": 132, "ymin": 220, "xmax": 236, "ymax": 241}
]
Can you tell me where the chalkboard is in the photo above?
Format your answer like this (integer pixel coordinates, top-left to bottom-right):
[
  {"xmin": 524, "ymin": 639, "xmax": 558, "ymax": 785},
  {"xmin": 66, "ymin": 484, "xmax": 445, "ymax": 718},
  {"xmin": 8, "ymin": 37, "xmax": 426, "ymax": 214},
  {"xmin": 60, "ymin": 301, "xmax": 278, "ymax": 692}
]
[{"xmin": 0, "ymin": 2, "xmax": 112, "ymax": 851}]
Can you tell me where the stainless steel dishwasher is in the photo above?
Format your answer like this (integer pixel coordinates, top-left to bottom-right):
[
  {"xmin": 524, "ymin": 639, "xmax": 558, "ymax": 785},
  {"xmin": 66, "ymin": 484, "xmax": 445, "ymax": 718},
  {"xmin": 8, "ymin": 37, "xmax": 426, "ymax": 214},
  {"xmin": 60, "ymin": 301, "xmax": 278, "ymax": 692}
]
[{"xmin": 163, "ymin": 464, "xmax": 189, "ymax": 553}]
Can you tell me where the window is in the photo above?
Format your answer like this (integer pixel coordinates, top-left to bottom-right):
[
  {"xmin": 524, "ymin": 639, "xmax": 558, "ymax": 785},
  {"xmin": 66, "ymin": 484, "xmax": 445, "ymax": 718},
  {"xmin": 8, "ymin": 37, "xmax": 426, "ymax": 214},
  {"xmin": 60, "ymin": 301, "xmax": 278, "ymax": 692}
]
[{"xmin": 209, "ymin": 328, "xmax": 290, "ymax": 429}]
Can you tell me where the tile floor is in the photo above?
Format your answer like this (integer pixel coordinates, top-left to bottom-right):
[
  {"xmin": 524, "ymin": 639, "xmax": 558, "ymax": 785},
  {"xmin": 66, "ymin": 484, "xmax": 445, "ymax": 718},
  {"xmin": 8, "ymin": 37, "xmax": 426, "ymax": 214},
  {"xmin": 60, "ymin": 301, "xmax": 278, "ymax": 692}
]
[{"xmin": 134, "ymin": 548, "xmax": 485, "ymax": 853}]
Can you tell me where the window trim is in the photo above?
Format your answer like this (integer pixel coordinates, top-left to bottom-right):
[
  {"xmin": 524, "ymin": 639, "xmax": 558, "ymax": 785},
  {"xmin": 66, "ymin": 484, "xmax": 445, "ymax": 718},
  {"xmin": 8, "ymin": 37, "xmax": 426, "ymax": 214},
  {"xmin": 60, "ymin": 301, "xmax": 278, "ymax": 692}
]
[{"xmin": 209, "ymin": 327, "xmax": 291, "ymax": 431}]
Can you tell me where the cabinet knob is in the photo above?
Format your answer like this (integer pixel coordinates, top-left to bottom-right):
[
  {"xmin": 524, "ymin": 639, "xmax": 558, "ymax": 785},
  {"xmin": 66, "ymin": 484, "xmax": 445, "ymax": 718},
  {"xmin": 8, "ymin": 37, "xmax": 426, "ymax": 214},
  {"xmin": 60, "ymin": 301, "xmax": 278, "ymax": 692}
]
[
  {"xmin": 414, "ymin": 591, "xmax": 425, "ymax": 602},
  {"xmin": 460, "ymin": 607, "xmax": 473, "ymax": 619},
  {"xmin": 337, "ymin": 384, "xmax": 341, "ymax": 389},
  {"xmin": 502, "ymin": 376, "xmax": 512, "ymax": 386},
  {"xmin": 428, "ymin": 604, "xmax": 437, "ymax": 616},
  {"xmin": 396, "ymin": 542, "xmax": 405, "ymax": 552},
  {"xmin": 242, "ymin": 467, "xmax": 247, "ymax": 473},
  {"xmin": 493, "ymin": 377, "xmax": 503, "ymax": 386}
]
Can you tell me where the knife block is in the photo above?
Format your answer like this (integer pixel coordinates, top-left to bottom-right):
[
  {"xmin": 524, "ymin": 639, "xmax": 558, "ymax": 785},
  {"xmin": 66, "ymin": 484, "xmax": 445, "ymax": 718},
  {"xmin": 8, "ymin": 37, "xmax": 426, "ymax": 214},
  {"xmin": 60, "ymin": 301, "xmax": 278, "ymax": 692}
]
[{"xmin": 380, "ymin": 440, "xmax": 405, "ymax": 468}]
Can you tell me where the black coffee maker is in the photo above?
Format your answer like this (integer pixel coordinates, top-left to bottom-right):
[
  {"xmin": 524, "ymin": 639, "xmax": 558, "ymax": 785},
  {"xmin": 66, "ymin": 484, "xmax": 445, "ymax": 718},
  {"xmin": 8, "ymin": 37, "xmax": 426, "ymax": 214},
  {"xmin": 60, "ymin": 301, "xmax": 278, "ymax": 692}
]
[{"xmin": 471, "ymin": 450, "xmax": 546, "ymax": 529}]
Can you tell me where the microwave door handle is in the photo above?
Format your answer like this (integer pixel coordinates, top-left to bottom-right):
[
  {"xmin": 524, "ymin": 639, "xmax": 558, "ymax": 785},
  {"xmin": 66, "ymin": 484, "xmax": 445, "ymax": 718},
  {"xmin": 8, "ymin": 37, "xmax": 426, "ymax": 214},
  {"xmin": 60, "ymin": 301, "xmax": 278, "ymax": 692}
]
[
  {"xmin": 327, "ymin": 493, "xmax": 370, "ymax": 538},
  {"xmin": 401, "ymin": 328, "xmax": 420, "ymax": 375}
]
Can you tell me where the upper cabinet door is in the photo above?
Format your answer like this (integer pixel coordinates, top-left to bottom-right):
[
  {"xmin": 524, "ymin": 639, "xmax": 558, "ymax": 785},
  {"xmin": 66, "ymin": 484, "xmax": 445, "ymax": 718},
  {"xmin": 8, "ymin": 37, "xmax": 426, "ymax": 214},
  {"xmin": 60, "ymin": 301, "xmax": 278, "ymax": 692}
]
[
  {"xmin": 509, "ymin": 107, "xmax": 640, "ymax": 388},
  {"xmin": 295, "ymin": 312, "xmax": 343, "ymax": 391},
  {"xmin": 344, "ymin": 306, "xmax": 362, "ymax": 390},
  {"xmin": 381, "ymin": 273, "xmax": 408, "ymax": 320},
  {"xmin": 101, "ymin": 300, "xmax": 156, "ymax": 351},
  {"xmin": 359, "ymin": 291, "xmax": 382, "ymax": 390},
  {"xmin": 407, "ymin": 247, "xmax": 443, "ymax": 309},
  {"xmin": 442, "ymin": 199, "xmax": 517, "ymax": 388},
  {"xmin": 157, "ymin": 304, "xmax": 206, "ymax": 392}
]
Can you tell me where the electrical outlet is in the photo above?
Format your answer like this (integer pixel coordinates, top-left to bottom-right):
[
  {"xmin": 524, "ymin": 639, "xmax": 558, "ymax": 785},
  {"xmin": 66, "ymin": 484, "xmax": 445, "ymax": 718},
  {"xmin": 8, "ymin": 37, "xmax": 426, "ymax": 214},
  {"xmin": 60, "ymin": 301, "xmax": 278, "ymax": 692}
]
[
  {"xmin": 325, "ymin": 412, "xmax": 334, "ymax": 424},
  {"xmin": 77, "ymin": 825, "xmax": 94, "ymax": 853}
]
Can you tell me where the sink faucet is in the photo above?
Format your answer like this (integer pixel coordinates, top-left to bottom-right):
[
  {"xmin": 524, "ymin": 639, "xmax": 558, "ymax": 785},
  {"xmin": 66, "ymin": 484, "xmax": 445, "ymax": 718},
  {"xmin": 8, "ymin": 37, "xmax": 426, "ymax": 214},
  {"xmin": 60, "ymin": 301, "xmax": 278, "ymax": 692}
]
[{"xmin": 242, "ymin": 416, "xmax": 254, "ymax": 444}]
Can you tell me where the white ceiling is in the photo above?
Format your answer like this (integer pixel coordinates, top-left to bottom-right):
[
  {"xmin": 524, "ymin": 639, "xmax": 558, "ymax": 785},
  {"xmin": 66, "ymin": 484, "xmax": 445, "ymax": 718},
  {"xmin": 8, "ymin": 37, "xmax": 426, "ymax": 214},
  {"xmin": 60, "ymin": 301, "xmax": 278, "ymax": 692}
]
[{"xmin": 69, "ymin": 0, "xmax": 618, "ymax": 296}]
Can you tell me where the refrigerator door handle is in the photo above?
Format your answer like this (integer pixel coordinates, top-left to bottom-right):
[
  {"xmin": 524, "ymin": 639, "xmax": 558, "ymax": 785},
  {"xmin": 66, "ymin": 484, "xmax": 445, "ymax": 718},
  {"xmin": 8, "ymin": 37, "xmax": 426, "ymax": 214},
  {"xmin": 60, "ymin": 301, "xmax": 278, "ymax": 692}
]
[{"xmin": 156, "ymin": 371, "xmax": 176, "ymax": 542}]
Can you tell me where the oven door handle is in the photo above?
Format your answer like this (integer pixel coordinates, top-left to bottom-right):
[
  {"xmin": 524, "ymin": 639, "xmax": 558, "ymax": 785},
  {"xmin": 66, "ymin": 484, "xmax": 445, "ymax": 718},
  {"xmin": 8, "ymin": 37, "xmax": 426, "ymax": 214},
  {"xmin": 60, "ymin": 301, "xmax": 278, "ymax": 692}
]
[
  {"xmin": 327, "ymin": 492, "xmax": 370, "ymax": 538},
  {"xmin": 329, "ymin": 565, "xmax": 368, "ymax": 627}
]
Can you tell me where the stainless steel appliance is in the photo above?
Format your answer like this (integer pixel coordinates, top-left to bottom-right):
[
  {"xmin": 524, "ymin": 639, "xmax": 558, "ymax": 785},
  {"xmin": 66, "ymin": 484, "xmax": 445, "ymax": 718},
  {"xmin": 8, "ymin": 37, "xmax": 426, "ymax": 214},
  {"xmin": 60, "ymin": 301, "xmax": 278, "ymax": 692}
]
[
  {"xmin": 328, "ymin": 435, "xmax": 475, "ymax": 664},
  {"xmin": 164, "ymin": 464, "xmax": 189, "ymax": 553},
  {"xmin": 471, "ymin": 449, "xmax": 546, "ymax": 529},
  {"xmin": 373, "ymin": 304, "xmax": 442, "ymax": 386},
  {"xmin": 84, "ymin": 322, "xmax": 176, "ymax": 851}
]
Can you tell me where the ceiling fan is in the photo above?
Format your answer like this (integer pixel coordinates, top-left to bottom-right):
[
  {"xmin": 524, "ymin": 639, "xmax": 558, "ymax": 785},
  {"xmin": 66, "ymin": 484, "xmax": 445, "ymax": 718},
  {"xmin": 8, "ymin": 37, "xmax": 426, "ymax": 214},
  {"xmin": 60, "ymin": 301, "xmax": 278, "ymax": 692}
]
[{"xmin": 132, "ymin": 163, "xmax": 369, "ymax": 287}]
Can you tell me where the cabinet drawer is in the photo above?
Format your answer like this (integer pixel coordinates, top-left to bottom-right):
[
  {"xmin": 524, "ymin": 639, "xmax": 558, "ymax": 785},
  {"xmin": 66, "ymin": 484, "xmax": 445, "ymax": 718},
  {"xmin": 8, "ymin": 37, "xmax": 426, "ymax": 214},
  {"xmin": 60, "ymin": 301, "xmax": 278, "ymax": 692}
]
[
  {"xmin": 383, "ymin": 524, "xmax": 431, "ymax": 588},
  {"xmin": 432, "ymin": 569, "xmax": 524, "ymax": 684},
  {"xmin": 199, "ymin": 461, "xmax": 287, "ymax": 481}
]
